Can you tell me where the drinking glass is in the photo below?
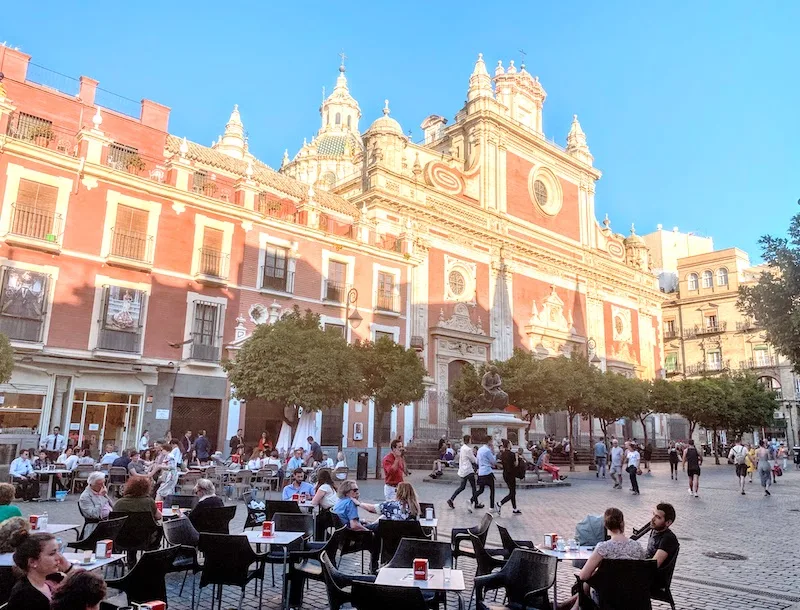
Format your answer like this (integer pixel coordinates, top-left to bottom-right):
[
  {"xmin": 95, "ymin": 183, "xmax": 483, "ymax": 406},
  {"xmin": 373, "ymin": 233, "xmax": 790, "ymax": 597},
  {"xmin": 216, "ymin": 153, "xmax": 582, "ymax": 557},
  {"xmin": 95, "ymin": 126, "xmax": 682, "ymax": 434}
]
[{"xmin": 443, "ymin": 566, "xmax": 452, "ymax": 582}]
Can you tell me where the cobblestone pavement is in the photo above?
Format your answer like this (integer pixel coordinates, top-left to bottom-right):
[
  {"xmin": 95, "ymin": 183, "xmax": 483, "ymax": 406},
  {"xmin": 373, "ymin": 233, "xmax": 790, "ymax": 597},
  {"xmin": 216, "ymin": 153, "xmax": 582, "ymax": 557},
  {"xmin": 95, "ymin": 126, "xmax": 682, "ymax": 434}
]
[{"xmin": 13, "ymin": 461, "xmax": 800, "ymax": 610}]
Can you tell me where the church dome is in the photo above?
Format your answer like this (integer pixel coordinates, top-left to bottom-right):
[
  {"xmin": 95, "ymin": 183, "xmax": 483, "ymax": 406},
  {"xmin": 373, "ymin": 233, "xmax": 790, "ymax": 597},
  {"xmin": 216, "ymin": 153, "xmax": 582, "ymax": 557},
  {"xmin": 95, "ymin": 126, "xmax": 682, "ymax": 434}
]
[
  {"xmin": 366, "ymin": 100, "xmax": 403, "ymax": 136},
  {"xmin": 624, "ymin": 224, "xmax": 645, "ymax": 247}
]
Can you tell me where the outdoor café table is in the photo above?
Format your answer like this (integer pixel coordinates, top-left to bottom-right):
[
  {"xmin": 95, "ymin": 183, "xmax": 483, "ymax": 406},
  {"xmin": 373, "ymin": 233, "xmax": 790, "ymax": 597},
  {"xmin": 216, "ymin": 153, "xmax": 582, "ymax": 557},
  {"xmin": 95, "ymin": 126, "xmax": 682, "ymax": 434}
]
[
  {"xmin": 535, "ymin": 545, "xmax": 595, "ymax": 610},
  {"xmin": 419, "ymin": 517, "xmax": 438, "ymax": 540},
  {"xmin": 0, "ymin": 551, "xmax": 125, "ymax": 570},
  {"xmin": 39, "ymin": 523, "xmax": 81, "ymax": 536},
  {"xmin": 33, "ymin": 468, "xmax": 72, "ymax": 501},
  {"xmin": 243, "ymin": 530, "xmax": 306, "ymax": 610},
  {"xmin": 161, "ymin": 507, "xmax": 191, "ymax": 519},
  {"xmin": 375, "ymin": 567, "xmax": 465, "ymax": 607}
]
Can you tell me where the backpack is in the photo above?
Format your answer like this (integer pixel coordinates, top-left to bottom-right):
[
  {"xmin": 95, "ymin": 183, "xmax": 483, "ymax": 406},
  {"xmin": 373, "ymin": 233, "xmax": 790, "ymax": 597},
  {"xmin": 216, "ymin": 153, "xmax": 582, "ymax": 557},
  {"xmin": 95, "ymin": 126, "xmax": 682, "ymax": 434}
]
[
  {"xmin": 516, "ymin": 455, "xmax": 527, "ymax": 480},
  {"xmin": 732, "ymin": 445, "xmax": 746, "ymax": 465}
]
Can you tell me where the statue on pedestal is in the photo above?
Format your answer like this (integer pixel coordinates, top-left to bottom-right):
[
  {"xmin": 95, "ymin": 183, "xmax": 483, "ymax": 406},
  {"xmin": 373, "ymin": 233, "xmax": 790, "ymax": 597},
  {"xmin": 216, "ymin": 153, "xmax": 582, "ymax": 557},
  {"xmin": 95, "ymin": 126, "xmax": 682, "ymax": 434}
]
[{"xmin": 481, "ymin": 365, "xmax": 508, "ymax": 412}]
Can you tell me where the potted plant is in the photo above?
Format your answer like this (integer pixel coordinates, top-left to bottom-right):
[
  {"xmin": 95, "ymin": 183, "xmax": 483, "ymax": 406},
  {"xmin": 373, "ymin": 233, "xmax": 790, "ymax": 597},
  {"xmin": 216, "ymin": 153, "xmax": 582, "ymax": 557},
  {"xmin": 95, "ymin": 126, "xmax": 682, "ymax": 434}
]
[{"xmin": 125, "ymin": 154, "xmax": 147, "ymax": 173}]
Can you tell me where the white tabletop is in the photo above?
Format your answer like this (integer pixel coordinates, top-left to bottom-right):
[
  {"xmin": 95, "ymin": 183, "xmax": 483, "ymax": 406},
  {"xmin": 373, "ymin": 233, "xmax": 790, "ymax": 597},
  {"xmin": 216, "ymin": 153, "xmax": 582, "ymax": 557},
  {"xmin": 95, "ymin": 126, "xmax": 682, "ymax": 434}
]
[
  {"xmin": 0, "ymin": 552, "xmax": 125, "ymax": 569},
  {"xmin": 535, "ymin": 545, "xmax": 595, "ymax": 561},
  {"xmin": 298, "ymin": 500, "xmax": 314, "ymax": 509},
  {"xmin": 420, "ymin": 518, "xmax": 438, "ymax": 528},
  {"xmin": 161, "ymin": 508, "xmax": 190, "ymax": 518},
  {"xmin": 38, "ymin": 523, "xmax": 81, "ymax": 535},
  {"xmin": 376, "ymin": 567, "xmax": 465, "ymax": 591},
  {"xmin": 33, "ymin": 469, "xmax": 72, "ymax": 475},
  {"xmin": 243, "ymin": 530, "xmax": 306, "ymax": 546}
]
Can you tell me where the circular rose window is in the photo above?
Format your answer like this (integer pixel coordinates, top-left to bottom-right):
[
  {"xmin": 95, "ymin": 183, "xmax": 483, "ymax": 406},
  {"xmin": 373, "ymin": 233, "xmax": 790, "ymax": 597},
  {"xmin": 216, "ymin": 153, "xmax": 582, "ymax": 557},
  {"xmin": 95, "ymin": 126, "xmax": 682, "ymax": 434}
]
[
  {"xmin": 533, "ymin": 180, "xmax": 548, "ymax": 207},
  {"xmin": 448, "ymin": 270, "xmax": 466, "ymax": 296}
]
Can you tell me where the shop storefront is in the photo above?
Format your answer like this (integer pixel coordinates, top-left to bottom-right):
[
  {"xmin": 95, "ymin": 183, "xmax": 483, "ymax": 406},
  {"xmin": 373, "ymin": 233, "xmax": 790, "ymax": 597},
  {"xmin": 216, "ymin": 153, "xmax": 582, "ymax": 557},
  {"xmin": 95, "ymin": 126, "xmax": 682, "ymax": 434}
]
[{"xmin": 69, "ymin": 391, "xmax": 142, "ymax": 458}]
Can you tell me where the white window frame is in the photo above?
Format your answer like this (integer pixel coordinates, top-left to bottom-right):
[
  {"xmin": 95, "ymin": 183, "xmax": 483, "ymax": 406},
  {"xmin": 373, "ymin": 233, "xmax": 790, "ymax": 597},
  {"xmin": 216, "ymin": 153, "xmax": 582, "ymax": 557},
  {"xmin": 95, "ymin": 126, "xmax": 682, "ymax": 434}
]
[
  {"xmin": 88, "ymin": 275, "xmax": 151, "ymax": 356},
  {"xmin": 257, "ymin": 232, "xmax": 298, "ymax": 294},
  {"xmin": 191, "ymin": 214, "xmax": 234, "ymax": 279},
  {"xmin": 372, "ymin": 263, "xmax": 401, "ymax": 315},
  {"xmin": 687, "ymin": 273, "xmax": 698, "ymax": 291},
  {"xmin": 182, "ymin": 291, "xmax": 227, "ymax": 363},
  {"xmin": 716, "ymin": 267, "xmax": 729, "ymax": 286},
  {"xmin": 100, "ymin": 190, "xmax": 162, "ymax": 259},
  {"xmin": 753, "ymin": 345, "xmax": 770, "ymax": 367},
  {"xmin": 370, "ymin": 323, "xmax": 400, "ymax": 343},
  {"xmin": 0, "ymin": 163, "xmax": 73, "ymax": 245},
  {"xmin": 701, "ymin": 270, "xmax": 713, "ymax": 289},
  {"xmin": 707, "ymin": 351, "xmax": 722, "ymax": 370},
  {"xmin": 0, "ymin": 258, "xmax": 59, "ymax": 349},
  {"xmin": 321, "ymin": 250, "xmax": 355, "ymax": 301}
]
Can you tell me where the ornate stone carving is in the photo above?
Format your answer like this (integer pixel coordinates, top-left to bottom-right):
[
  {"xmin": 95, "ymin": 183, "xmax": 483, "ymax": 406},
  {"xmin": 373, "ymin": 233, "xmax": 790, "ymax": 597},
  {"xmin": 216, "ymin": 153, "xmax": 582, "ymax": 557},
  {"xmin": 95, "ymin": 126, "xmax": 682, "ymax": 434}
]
[
  {"xmin": 437, "ymin": 303, "xmax": 485, "ymax": 335},
  {"xmin": 525, "ymin": 285, "xmax": 585, "ymax": 357}
]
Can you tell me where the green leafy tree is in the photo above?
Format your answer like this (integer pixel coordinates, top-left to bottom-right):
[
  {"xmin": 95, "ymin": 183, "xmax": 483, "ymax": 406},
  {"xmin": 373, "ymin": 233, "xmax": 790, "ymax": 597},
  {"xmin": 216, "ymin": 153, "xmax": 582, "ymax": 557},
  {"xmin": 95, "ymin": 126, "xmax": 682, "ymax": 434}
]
[
  {"xmin": 677, "ymin": 378, "xmax": 716, "ymax": 438},
  {"xmin": 352, "ymin": 336, "xmax": 427, "ymax": 478},
  {"xmin": 0, "ymin": 333, "xmax": 12, "ymax": 384},
  {"xmin": 448, "ymin": 362, "xmax": 486, "ymax": 419},
  {"xmin": 693, "ymin": 377, "xmax": 731, "ymax": 464},
  {"xmin": 594, "ymin": 372, "xmax": 639, "ymax": 445},
  {"xmin": 727, "ymin": 374, "xmax": 779, "ymax": 440},
  {"xmin": 737, "ymin": 211, "xmax": 800, "ymax": 372},
  {"xmin": 223, "ymin": 307, "xmax": 360, "ymax": 433},
  {"xmin": 499, "ymin": 350, "xmax": 557, "ymax": 434}
]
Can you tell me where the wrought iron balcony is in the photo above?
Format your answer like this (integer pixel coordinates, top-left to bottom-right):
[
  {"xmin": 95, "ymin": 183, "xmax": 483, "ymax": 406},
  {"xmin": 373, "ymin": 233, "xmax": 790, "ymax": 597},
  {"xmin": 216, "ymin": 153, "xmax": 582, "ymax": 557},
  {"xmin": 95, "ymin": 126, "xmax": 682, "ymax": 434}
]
[
  {"xmin": 736, "ymin": 320, "xmax": 761, "ymax": 332},
  {"xmin": 694, "ymin": 321, "xmax": 727, "ymax": 335},
  {"xmin": 739, "ymin": 355, "xmax": 777, "ymax": 369},
  {"xmin": 376, "ymin": 288, "xmax": 401, "ymax": 313},
  {"xmin": 8, "ymin": 203, "xmax": 61, "ymax": 246},
  {"xmin": 195, "ymin": 248, "xmax": 230, "ymax": 283},
  {"xmin": 108, "ymin": 227, "xmax": 154, "ymax": 266},
  {"xmin": 190, "ymin": 335, "xmax": 221, "ymax": 362},
  {"xmin": 96, "ymin": 327, "xmax": 142, "ymax": 353},
  {"xmin": 685, "ymin": 360, "xmax": 730, "ymax": 376},
  {"xmin": 260, "ymin": 268, "xmax": 294, "ymax": 293},
  {"xmin": 663, "ymin": 330, "xmax": 679, "ymax": 341},
  {"xmin": 324, "ymin": 280, "xmax": 350, "ymax": 304}
]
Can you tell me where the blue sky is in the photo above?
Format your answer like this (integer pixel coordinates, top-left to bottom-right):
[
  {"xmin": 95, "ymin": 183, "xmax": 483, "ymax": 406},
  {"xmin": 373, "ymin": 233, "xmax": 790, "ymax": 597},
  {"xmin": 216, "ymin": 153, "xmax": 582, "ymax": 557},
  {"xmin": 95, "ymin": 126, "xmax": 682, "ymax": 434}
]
[{"xmin": 4, "ymin": 2, "xmax": 797, "ymax": 259}]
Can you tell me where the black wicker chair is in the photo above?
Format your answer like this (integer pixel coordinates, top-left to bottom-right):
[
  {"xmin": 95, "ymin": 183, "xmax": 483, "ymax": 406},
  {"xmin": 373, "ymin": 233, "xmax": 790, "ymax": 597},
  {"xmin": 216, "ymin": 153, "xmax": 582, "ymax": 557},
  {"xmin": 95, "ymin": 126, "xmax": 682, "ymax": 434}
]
[
  {"xmin": 451, "ymin": 512, "xmax": 493, "ymax": 568},
  {"xmin": 67, "ymin": 516, "xmax": 127, "ymax": 552},
  {"xmin": 319, "ymin": 550, "xmax": 376, "ymax": 610},
  {"xmin": 650, "ymin": 546, "xmax": 679, "ymax": 610},
  {"xmin": 576, "ymin": 558, "xmax": 657, "ymax": 610},
  {"xmin": 351, "ymin": 581, "xmax": 429, "ymax": 610},
  {"xmin": 474, "ymin": 548, "xmax": 557, "ymax": 610},
  {"xmin": 197, "ymin": 533, "xmax": 267, "ymax": 610},
  {"xmin": 105, "ymin": 547, "xmax": 179, "ymax": 607}
]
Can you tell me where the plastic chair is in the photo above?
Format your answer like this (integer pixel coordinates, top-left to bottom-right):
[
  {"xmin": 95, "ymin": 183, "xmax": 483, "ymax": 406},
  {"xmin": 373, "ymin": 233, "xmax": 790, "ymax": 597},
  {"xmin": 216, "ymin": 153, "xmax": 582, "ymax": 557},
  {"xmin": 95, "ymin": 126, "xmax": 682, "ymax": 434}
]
[
  {"xmin": 265, "ymin": 499, "xmax": 302, "ymax": 521},
  {"xmin": 376, "ymin": 520, "xmax": 427, "ymax": 566},
  {"xmin": 285, "ymin": 525, "xmax": 347, "ymax": 607},
  {"xmin": 107, "ymin": 467, "xmax": 128, "ymax": 497},
  {"xmin": 0, "ymin": 567, "xmax": 15, "ymax": 606},
  {"xmin": 165, "ymin": 494, "xmax": 197, "ymax": 509},
  {"xmin": 451, "ymin": 512, "xmax": 493, "ymax": 567},
  {"xmin": 351, "ymin": 581, "xmax": 429, "ymax": 610},
  {"xmin": 197, "ymin": 533, "xmax": 266, "ymax": 610},
  {"xmin": 576, "ymin": 558, "xmax": 658, "ymax": 610},
  {"xmin": 67, "ymin": 516, "xmax": 128, "ymax": 552},
  {"xmin": 497, "ymin": 524, "xmax": 535, "ymax": 557},
  {"xmin": 320, "ymin": 550, "xmax": 376, "ymax": 610},
  {"xmin": 188, "ymin": 504, "xmax": 236, "ymax": 534},
  {"xmin": 385, "ymin": 538, "xmax": 452, "ymax": 569},
  {"xmin": 474, "ymin": 548, "xmax": 557, "ymax": 610},
  {"xmin": 162, "ymin": 516, "xmax": 201, "ymax": 604},
  {"xmin": 262, "ymin": 512, "xmax": 311, "ymax": 587},
  {"xmin": 470, "ymin": 531, "xmax": 507, "ymax": 577},
  {"xmin": 71, "ymin": 464, "xmax": 96, "ymax": 494},
  {"xmin": 242, "ymin": 491, "xmax": 267, "ymax": 530},
  {"xmin": 105, "ymin": 547, "xmax": 178, "ymax": 607},
  {"xmin": 651, "ymin": 546, "xmax": 679, "ymax": 610},
  {"xmin": 109, "ymin": 511, "xmax": 163, "ymax": 564},
  {"xmin": 252, "ymin": 466, "xmax": 279, "ymax": 499},
  {"xmin": 231, "ymin": 470, "xmax": 252, "ymax": 499}
]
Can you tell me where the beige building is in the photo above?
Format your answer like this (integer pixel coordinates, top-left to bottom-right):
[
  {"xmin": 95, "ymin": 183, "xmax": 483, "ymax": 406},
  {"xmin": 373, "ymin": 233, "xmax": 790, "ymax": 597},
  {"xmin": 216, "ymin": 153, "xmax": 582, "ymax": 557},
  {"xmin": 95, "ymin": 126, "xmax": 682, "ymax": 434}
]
[
  {"xmin": 660, "ymin": 247, "xmax": 798, "ymax": 444},
  {"xmin": 642, "ymin": 226, "xmax": 714, "ymax": 293}
]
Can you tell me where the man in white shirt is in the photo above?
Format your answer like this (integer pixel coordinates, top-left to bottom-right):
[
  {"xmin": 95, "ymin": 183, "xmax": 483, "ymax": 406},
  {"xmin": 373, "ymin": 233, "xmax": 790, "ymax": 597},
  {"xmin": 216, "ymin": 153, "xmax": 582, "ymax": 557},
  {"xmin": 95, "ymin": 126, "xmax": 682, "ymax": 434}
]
[
  {"xmin": 99, "ymin": 444, "xmax": 120, "ymax": 465},
  {"xmin": 728, "ymin": 438, "xmax": 748, "ymax": 495},
  {"xmin": 10, "ymin": 449, "xmax": 38, "ymax": 500},
  {"xmin": 447, "ymin": 435, "xmax": 478, "ymax": 511},
  {"xmin": 609, "ymin": 438, "xmax": 625, "ymax": 490},
  {"xmin": 287, "ymin": 448, "xmax": 305, "ymax": 471},
  {"xmin": 41, "ymin": 426, "xmax": 66, "ymax": 461},
  {"xmin": 471, "ymin": 439, "xmax": 497, "ymax": 511}
]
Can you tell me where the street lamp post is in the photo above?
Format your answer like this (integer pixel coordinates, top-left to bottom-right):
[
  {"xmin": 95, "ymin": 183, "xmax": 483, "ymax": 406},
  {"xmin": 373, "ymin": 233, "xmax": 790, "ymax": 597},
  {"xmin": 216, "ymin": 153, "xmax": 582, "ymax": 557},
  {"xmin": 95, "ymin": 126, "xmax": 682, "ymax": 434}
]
[
  {"xmin": 587, "ymin": 338, "xmax": 602, "ymax": 469},
  {"xmin": 346, "ymin": 288, "xmax": 362, "ymax": 331}
]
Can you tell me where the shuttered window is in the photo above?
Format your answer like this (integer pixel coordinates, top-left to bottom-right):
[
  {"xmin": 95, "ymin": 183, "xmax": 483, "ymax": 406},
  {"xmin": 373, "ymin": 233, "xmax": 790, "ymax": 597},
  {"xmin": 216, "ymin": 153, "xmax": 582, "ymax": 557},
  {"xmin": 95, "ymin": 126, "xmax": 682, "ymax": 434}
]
[{"xmin": 17, "ymin": 179, "xmax": 57, "ymax": 213}]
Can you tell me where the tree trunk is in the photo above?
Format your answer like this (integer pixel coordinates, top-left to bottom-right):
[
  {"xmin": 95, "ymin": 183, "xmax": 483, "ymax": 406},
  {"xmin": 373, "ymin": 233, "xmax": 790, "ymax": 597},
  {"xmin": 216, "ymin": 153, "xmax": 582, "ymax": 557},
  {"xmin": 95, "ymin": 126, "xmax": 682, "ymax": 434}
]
[
  {"xmin": 639, "ymin": 415, "xmax": 650, "ymax": 449},
  {"xmin": 568, "ymin": 410, "xmax": 575, "ymax": 472},
  {"xmin": 588, "ymin": 416, "xmax": 595, "ymax": 471},
  {"xmin": 688, "ymin": 421, "xmax": 696, "ymax": 438},
  {"xmin": 712, "ymin": 427, "xmax": 720, "ymax": 465},
  {"xmin": 374, "ymin": 406, "xmax": 384, "ymax": 479}
]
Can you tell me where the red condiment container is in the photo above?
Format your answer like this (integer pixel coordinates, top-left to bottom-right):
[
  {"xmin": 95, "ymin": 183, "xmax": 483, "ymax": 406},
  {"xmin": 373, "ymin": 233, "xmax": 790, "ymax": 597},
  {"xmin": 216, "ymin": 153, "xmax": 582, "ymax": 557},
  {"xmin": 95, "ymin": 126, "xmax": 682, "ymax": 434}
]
[
  {"xmin": 262, "ymin": 521, "xmax": 275, "ymax": 537},
  {"xmin": 413, "ymin": 558, "xmax": 429, "ymax": 581}
]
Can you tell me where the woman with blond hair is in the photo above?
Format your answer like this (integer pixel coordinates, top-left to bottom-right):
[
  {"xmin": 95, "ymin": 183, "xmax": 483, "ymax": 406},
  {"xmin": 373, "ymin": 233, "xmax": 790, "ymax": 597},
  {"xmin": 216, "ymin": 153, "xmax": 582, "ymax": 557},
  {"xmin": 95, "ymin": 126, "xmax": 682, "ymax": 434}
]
[{"xmin": 379, "ymin": 481, "xmax": 420, "ymax": 521}]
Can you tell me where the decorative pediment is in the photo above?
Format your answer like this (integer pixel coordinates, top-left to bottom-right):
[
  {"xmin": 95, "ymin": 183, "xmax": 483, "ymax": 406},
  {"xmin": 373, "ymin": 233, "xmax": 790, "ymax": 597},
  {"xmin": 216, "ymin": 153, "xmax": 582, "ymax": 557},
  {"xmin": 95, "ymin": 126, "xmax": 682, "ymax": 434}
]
[
  {"xmin": 437, "ymin": 303, "xmax": 485, "ymax": 335},
  {"xmin": 528, "ymin": 286, "xmax": 574, "ymax": 334},
  {"xmin": 525, "ymin": 286, "xmax": 585, "ymax": 358}
]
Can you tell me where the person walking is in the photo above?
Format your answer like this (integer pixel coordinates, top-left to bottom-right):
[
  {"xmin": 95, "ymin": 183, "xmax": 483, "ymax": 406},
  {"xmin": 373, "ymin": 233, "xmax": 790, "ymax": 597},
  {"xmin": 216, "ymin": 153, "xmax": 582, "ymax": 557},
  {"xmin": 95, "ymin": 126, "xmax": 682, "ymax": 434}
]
[
  {"xmin": 683, "ymin": 439, "xmax": 702, "ymax": 498},
  {"xmin": 471, "ymin": 439, "xmax": 497, "ymax": 512},
  {"xmin": 594, "ymin": 437, "xmax": 607, "ymax": 478},
  {"xmin": 624, "ymin": 442, "xmax": 641, "ymax": 495},
  {"xmin": 756, "ymin": 439, "xmax": 773, "ymax": 496},
  {"xmin": 643, "ymin": 443, "xmax": 653, "ymax": 474},
  {"xmin": 498, "ymin": 439, "xmax": 521, "ymax": 515},
  {"xmin": 668, "ymin": 441, "xmax": 680, "ymax": 480},
  {"xmin": 194, "ymin": 430, "xmax": 211, "ymax": 464},
  {"xmin": 447, "ymin": 435, "xmax": 478, "ymax": 511},
  {"xmin": 728, "ymin": 438, "xmax": 748, "ymax": 495},
  {"xmin": 746, "ymin": 443, "xmax": 756, "ymax": 483},
  {"xmin": 609, "ymin": 439, "xmax": 624, "ymax": 489}
]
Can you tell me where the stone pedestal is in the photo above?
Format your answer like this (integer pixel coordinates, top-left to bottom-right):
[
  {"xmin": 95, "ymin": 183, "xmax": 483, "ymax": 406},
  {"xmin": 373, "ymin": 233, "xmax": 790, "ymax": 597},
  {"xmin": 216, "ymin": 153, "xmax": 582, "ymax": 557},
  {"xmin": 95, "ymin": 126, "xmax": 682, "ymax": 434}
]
[{"xmin": 459, "ymin": 411, "xmax": 527, "ymax": 448}]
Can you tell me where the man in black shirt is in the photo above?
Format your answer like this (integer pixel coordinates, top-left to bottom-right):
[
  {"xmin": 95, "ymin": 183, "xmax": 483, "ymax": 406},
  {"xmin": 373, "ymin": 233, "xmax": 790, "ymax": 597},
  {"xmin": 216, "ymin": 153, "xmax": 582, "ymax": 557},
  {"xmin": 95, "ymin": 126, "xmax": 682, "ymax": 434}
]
[
  {"xmin": 646, "ymin": 502, "xmax": 680, "ymax": 590},
  {"xmin": 306, "ymin": 435, "xmax": 324, "ymax": 465}
]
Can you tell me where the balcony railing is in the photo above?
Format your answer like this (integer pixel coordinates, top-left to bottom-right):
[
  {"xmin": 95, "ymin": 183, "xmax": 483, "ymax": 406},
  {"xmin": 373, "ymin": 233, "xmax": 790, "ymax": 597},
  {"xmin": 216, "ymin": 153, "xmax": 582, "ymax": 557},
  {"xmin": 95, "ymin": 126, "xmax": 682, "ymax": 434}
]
[
  {"xmin": 739, "ymin": 355, "xmax": 777, "ymax": 369},
  {"xmin": 9, "ymin": 204, "xmax": 61, "ymax": 243},
  {"xmin": 736, "ymin": 320, "xmax": 760, "ymax": 331},
  {"xmin": 6, "ymin": 112, "xmax": 77, "ymax": 157},
  {"xmin": 376, "ymin": 288, "xmax": 401, "ymax": 313},
  {"xmin": 663, "ymin": 330, "xmax": 679, "ymax": 341},
  {"xmin": 260, "ymin": 268, "xmax": 294, "ymax": 293},
  {"xmin": 96, "ymin": 327, "xmax": 141, "ymax": 353},
  {"xmin": 694, "ymin": 321, "xmax": 727, "ymax": 336},
  {"xmin": 324, "ymin": 280, "xmax": 350, "ymax": 304},
  {"xmin": 0, "ymin": 315, "xmax": 44, "ymax": 343},
  {"xmin": 196, "ymin": 248, "xmax": 229, "ymax": 280},
  {"xmin": 109, "ymin": 228, "xmax": 154, "ymax": 263},
  {"xmin": 685, "ymin": 359, "xmax": 730, "ymax": 376},
  {"xmin": 190, "ymin": 335, "xmax": 221, "ymax": 362}
]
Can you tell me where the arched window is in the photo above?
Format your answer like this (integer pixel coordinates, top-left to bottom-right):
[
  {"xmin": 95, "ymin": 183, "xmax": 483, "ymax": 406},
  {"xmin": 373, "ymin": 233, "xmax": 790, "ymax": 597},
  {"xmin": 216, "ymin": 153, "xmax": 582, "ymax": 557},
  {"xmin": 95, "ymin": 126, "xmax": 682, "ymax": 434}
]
[
  {"xmin": 346, "ymin": 116, "xmax": 352, "ymax": 128},
  {"xmin": 702, "ymin": 270, "xmax": 713, "ymax": 288},
  {"xmin": 716, "ymin": 268, "xmax": 728, "ymax": 286},
  {"xmin": 335, "ymin": 112, "xmax": 341, "ymax": 125},
  {"xmin": 758, "ymin": 376, "xmax": 782, "ymax": 399},
  {"xmin": 687, "ymin": 273, "xmax": 699, "ymax": 291}
]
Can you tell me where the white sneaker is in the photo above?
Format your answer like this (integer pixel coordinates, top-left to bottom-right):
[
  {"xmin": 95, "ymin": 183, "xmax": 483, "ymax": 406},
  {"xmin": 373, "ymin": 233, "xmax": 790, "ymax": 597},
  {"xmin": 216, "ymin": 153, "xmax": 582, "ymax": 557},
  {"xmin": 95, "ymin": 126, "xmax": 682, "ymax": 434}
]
[
  {"xmin": 687, "ymin": 488, "xmax": 693, "ymax": 495},
  {"xmin": 494, "ymin": 504, "xmax": 502, "ymax": 516},
  {"xmin": 694, "ymin": 493, "xmax": 699, "ymax": 498}
]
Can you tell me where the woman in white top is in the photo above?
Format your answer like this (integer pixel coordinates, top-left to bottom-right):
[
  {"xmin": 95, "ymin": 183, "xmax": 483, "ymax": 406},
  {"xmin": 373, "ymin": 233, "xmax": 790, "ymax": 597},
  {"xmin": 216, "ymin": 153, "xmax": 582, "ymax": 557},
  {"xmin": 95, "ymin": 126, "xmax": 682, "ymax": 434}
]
[
  {"xmin": 247, "ymin": 449, "xmax": 264, "ymax": 471},
  {"xmin": 138, "ymin": 430, "xmax": 150, "ymax": 452},
  {"xmin": 311, "ymin": 469, "xmax": 338, "ymax": 510},
  {"xmin": 334, "ymin": 452, "xmax": 347, "ymax": 480},
  {"xmin": 624, "ymin": 442, "xmax": 641, "ymax": 495}
]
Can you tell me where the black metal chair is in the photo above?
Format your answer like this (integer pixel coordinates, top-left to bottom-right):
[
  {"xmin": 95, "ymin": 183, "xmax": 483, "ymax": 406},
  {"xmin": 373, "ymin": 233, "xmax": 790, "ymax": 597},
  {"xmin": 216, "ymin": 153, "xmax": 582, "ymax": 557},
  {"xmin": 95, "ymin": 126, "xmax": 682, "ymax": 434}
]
[
  {"xmin": 451, "ymin": 512, "xmax": 493, "ymax": 567},
  {"xmin": 376, "ymin": 520, "xmax": 428, "ymax": 567},
  {"xmin": 319, "ymin": 550, "xmax": 377, "ymax": 610},
  {"xmin": 265, "ymin": 499, "xmax": 302, "ymax": 520},
  {"xmin": 261, "ymin": 512, "xmax": 313, "ymax": 587},
  {"xmin": 330, "ymin": 512, "xmax": 374, "ymax": 574},
  {"xmin": 496, "ymin": 524, "xmax": 535, "ymax": 557},
  {"xmin": 242, "ymin": 491, "xmax": 266, "ymax": 530},
  {"xmin": 197, "ymin": 533, "xmax": 267, "ymax": 610},
  {"xmin": 385, "ymin": 538, "xmax": 452, "ymax": 609},
  {"xmin": 351, "ymin": 581, "xmax": 429, "ymax": 610},
  {"xmin": 105, "ymin": 547, "xmax": 179, "ymax": 607},
  {"xmin": 651, "ymin": 546, "xmax": 679, "ymax": 610},
  {"xmin": 474, "ymin": 548, "xmax": 557, "ymax": 610},
  {"xmin": 77, "ymin": 498, "xmax": 101, "ymax": 538},
  {"xmin": 67, "ymin": 516, "xmax": 127, "ymax": 552},
  {"xmin": 189, "ymin": 504, "xmax": 237, "ymax": 534},
  {"xmin": 165, "ymin": 494, "xmax": 197, "ymax": 509},
  {"xmin": 162, "ymin": 516, "xmax": 202, "ymax": 605},
  {"xmin": 0, "ymin": 567, "xmax": 15, "ymax": 606},
  {"xmin": 285, "ymin": 525, "xmax": 348, "ymax": 607},
  {"xmin": 576, "ymin": 558, "xmax": 658, "ymax": 610},
  {"xmin": 109, "ymin": 511, "xmax": 163, "ymax": 565}
]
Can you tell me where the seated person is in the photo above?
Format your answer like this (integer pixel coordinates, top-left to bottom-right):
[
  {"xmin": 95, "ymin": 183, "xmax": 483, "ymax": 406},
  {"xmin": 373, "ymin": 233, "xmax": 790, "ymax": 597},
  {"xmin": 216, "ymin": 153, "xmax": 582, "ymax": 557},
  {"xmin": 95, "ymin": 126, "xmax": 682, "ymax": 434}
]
[
  {"xmin": 9, "ymin": 449, "xmax": 39, "ymax": 501},
  {"xmin": 110, "ymin": 450, "xmax": 131, "ymax": 471},
  {"xmin": 78, "ymin": 472, "xmax": 113, "ymax": 533},
  {"xmin": 127, "ymin": 451, "xmax": 147, "ymax": 475},
  {"xmin": 247, "ymin": 449, "xmax": 264, "ymax": 471},
  {"xmin": 188, "ymin": 478, "xmax": 225, "ymax": 529},
  {"xmin": 51, "ymin": 571, "xmax": 107, "ymax": 610},
  {"xmin": 0, "ymin": 483, "xmax": 23, "ymax": 521},
  {"xmin": 76, "ymin": 448, "xmax": 96, "ymax": 466},
  {"xmin": 0, "ymin": 516, "xmax": 29, "ymax": 552},
  {"xmin": 99, "ymin": 444, "xmax": 119, "ymax": 465},
  {"xmin": 113, "ymin": 476, "xmax": 162, "ymax": 521},
  {"xmin": 429, "ymin": 443, "xmax": 455, "ymax": 478},
  {"xmin": 332, "ymin": 479, "xmax": 379, "ymax": 531},
  {"xmin": 538, "ymin": 448, "xmax": 566, "ymax": 481},
  {"xmin": 646, "ymin": 502, "xmax": 680, "ymax": 591},
  {"xmin": 264, "ymin": 450, "xmax": 285, "ymax": 488},
  {"xmin": 281, "ymin": 468, "xmax": 314, "ymax": 500},
  {"xmin": 334, "ymin": 452, "xmax": 348, "ymax": 480},
  {"xmin": 319, "ymin": 452, "xmax": 335, "ymax": 470},
  {"xmin": 56, "ymin": 448, "xmax": 79, "ymax": 472},
  {"xmin": 379, "ymin": 481, "xmax": 420, "ymax": 521},
  {"xmin": 33, "ymin": 450, "xmax": 51, "ymax": 471},
  {"xmin": 286, "ymin": 448, "xmax": 305, "ymax": 471},
  {"xmin": 559, "ymin": 507, "xmax": 644, "ymax": 610}
]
